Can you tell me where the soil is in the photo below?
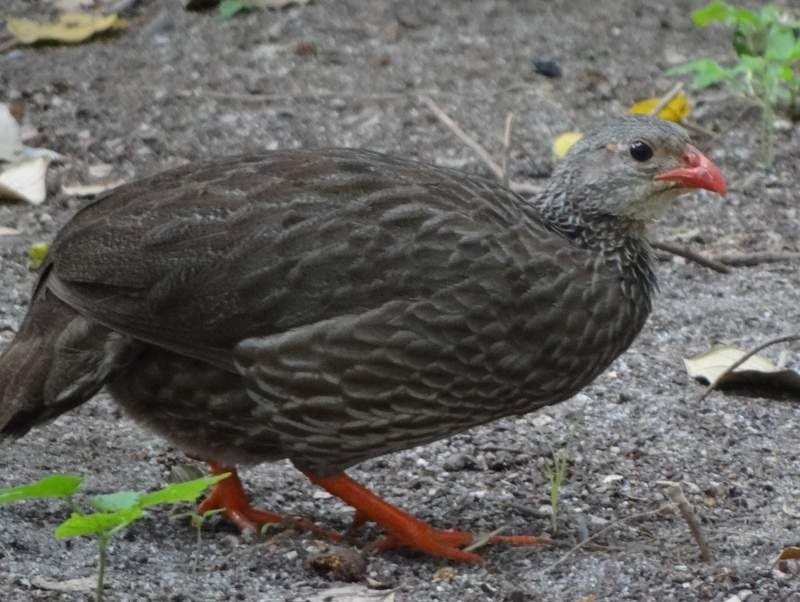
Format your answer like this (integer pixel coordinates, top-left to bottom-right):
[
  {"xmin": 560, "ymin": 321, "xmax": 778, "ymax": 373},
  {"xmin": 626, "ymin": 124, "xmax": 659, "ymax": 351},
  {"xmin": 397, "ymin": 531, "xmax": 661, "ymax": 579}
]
[{"xmin": 1, "ymin": 0, "xmax": 799, "ymax": 601}]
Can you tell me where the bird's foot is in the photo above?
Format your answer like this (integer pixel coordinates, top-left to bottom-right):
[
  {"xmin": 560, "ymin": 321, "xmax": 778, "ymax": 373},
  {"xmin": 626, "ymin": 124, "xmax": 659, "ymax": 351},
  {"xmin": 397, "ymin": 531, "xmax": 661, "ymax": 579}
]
[
  {"xmin": 200, "ymin": 461, "xmax": 341, "ymax": 541},
  {"xmin": 305, "ymin": 471, "xmax": 548, "ymax": 563}
]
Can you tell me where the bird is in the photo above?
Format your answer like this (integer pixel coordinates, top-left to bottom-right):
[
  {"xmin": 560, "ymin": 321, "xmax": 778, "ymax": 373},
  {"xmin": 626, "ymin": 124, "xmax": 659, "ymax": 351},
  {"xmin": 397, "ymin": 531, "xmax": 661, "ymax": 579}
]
[{"xmin": 0, "ymin": 116, "xmax": 726, "ymax": 562}]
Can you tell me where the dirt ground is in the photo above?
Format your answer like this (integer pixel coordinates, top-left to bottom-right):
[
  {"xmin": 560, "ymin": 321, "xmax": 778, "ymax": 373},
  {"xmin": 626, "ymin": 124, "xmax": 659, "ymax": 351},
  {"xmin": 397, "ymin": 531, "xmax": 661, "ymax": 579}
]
[{"xmin": 1, "ymin": 0, "xmax": 799, "ymax": 600}]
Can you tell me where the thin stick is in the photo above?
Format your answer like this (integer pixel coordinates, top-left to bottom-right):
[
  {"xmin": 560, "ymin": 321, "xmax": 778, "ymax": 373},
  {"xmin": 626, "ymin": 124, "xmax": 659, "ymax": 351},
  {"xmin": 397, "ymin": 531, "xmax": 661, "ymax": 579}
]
[
  {"xmin": 697, "ymin": 334, "xmax": 800, "ymax": 401},
  {"xmin": 501, "ymin": 112, "xmax": 515, "ymax": 188},
  {"xmin": 715, "ymin": 252, "xmax": 800, "ymax": 267},
  {"xmin": 463, "ymin": 525, "xmax": 508, "ymax": 553},
  {"xmin": 648, "ymin": 82, "xmax": 684, "ymax": 118},
  {"xmin": 664, "ymin": 482, "xmax": 711, "ymax": 562},
  {"xmin": 194, "ymin": 89, "xmax": 445, "ymax": 103},
  {"xmin": 0, "ymin": 39, "xmax": 20, "ymax": 55},
  {"xmin": 418, "ymin": 95, "xmax": 504, "ymax": 180},
  {"xmin": 652, "ymin": 241, "xmax": 730, "ymax": 274},
  {"xmin": 537, "ymin": 505, "xmax": 671, "ymax": 574}
]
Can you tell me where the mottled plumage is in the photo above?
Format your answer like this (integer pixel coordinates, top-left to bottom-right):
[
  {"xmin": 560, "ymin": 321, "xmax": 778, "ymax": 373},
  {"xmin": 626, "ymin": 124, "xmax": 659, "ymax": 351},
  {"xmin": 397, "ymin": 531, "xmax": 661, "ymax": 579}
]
[{"xmin": 0, "ymin": 116, "xmax": 725, "ymax": 561}]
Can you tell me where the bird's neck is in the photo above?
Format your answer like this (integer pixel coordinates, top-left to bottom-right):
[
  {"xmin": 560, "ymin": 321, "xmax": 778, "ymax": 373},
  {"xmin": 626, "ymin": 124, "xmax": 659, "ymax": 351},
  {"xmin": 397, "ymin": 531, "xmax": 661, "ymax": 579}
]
[{"xmin": 528, "ymin": 187, "xmax": 658, "ymax": 305}]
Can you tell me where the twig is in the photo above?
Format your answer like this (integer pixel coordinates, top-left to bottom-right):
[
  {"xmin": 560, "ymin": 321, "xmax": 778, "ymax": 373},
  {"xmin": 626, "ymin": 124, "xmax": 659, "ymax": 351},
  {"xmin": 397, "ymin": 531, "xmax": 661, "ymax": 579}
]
[
  {"xmin": 652, "ymin": 241, "xmax": 730, "ymax": 274},
  {"xmin": 537, "ymin": 505, "xmax": 671, "ymax": 574},
  {"xmin": 418, "ymin": 95, "xmax": 504, "ymax": 181},
  {"xmin": 648, "ymin": 82, "xmax": 685, "ymax": 117},
  {"xmin": 664, "ymin": 482, "xmax": 711, "ymax": 563},
  {"xmin": 697, "ymin": 334, "xmax": 800, "ymax": 401},
  {"xmin": 715, "ymin": 252, "xmax": 800, "ymax": 267},
  {"xmin": 463, "ymin": 525, "xmax": 508, "ymax": 553},
  {"xmin": 0, "ymin": 38, "xmax": 20, "ymax": 55},
  {"xmin": 501, "ymin": 112, "xmax": 515, "ymax": 188},
  {"xmin": 194, "ymin": 89, "xmax": 445, "ymax": 103}
]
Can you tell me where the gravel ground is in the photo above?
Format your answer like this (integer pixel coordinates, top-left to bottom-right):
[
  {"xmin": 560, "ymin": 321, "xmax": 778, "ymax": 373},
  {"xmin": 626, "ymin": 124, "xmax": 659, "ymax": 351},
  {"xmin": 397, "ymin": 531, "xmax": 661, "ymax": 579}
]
[{"xmin": 1, "ymin": 1, "xmax": 799, "ymax": 600}]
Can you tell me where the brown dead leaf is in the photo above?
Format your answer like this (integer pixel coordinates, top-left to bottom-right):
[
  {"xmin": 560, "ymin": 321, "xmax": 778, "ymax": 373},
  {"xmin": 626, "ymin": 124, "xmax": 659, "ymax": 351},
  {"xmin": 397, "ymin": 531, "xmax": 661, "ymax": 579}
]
[{"xmin": 775, "ymin": 547, "xmax": 800, "ymax": 562}]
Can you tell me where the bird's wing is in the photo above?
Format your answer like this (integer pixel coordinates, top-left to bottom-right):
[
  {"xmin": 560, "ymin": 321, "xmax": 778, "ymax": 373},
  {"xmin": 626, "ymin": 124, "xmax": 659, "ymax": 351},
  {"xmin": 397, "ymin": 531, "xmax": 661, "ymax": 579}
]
[{"xmin": 46, "ymin": 149, "xmax": 559, "ymax": 372}]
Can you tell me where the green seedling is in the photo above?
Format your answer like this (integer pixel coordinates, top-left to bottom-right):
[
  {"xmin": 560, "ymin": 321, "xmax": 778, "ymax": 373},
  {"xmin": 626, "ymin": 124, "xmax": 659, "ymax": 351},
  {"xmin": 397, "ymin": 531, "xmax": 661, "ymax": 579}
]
[
  {"xmin": 26, "ymin": 242, "xmax": 50, "ymax": 271},
  {"xmin": 0, "ymin": 474, "xmax": 82, "ymax": 505},
  {"xmin": 546, "ymin": 451, "xmax": 568, "ymax": 535},
  {"xmin": 2, "ymin": 473, "xmax": 228, "ymax": 602},
  {"xmin": 668, "ymin": 1, "xmax": 800, "ymax": 164},
  {"xmin": 170, "ymin": 507, "xmax": 226, "ymax": 572}
]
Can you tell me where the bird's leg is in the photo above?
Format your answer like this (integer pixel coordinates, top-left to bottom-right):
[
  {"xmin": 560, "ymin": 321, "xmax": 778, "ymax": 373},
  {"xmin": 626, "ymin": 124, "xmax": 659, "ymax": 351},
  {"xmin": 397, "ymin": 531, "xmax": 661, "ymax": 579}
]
[
  {"xmin": 304, "ymin": 471, "xmax": 547, "ymax": 563},
  {"xmin": 199, "ymin": 461, "xmax": 341, "ymax": 541}
]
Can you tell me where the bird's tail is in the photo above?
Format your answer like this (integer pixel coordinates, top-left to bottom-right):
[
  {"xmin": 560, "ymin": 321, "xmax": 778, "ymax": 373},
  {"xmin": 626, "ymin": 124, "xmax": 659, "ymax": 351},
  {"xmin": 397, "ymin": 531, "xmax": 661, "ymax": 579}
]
[{"xmin": 0, "ymin": 282, "xmax": 136, "ymax": 440}]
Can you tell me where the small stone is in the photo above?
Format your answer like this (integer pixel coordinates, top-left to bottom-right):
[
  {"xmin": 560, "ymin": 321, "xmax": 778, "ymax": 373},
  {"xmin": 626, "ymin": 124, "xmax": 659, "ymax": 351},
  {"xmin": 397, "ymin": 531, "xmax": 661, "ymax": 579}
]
[
  {"xmin": 533, "ymin": 59, "xmax": 562, "ymax": 78},
  {"xmin": 305, "ymin": 545, "xmax": 366, "ymax": 582}
]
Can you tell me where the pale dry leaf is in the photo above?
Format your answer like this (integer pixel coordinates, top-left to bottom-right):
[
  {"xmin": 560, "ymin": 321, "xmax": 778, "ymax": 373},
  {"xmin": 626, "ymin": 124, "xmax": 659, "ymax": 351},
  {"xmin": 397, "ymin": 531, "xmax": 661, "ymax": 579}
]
[
  {"xmin": 684, "ymin": 345, "xmax": 800, "ymax": 396},
  {"xmin": 7, "ymin": 13, "xmax": 126, "ymax": 46},
  {"xmin": 62, "ymin": 181, "xmax": 124, "ymax": 197},
  {"xmin": 0, "ymin": 103, "xmax": 23, "ymax": 162},
  {"xmin": 0, "ymin": 157, "xmax": 50, "ymax": 204},
  {"xmin": 0, "ymin": 226, "xmax": 20, "ymax": 236},
  {"xmin": 308, "ymin": 585, "xmax": 396, "ymax": 602},
  {"xmin": 30, "ymin": 576, "xmax": 96, "ymax": 593}
]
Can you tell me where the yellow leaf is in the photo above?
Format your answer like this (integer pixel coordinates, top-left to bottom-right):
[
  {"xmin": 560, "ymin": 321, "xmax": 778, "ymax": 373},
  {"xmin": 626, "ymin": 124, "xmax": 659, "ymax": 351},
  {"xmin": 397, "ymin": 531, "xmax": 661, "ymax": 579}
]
[
  {"xmin": 7, "ymin": 13, "xmax": 126, "ymax": 45},
  {"xmin": 552, "ymin": 132, "xmax": 583, "ymax": 159},
  {"xmin": 628, "ymin": 93, "xmax": 690, "ymax": 123}
]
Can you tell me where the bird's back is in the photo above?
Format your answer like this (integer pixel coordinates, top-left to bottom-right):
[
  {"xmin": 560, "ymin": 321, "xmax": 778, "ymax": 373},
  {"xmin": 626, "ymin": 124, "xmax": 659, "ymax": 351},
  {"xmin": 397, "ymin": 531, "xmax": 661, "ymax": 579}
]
[{"xmin": 3, "ymin": 148, "xmax": 651, "ymax": 471}]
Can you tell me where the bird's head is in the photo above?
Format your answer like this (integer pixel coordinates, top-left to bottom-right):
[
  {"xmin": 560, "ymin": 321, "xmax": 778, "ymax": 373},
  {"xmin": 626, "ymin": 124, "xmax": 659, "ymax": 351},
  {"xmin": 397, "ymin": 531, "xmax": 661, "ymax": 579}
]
[{"xmin": 549, "ymin": 116, "xmax": 726, "ymax": 227}]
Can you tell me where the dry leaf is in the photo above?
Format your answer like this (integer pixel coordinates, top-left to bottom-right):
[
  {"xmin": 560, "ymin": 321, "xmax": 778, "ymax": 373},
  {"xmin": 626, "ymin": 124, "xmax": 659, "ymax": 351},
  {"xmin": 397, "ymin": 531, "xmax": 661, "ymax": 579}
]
[
  {"xmin": 552, "ymin": 132, "xmax": 583, "ymax": 159},
  {"xmin": 0, "ymin": 103, "xmax": 23, "ymax": 162},
  {"xmin": 62, "ymin": 181, "xmax": 123, "ymax": 197},
  {"xmin": 775, "ymin": 547, "xmax": 800, "ymax": 562},
  {"xmin": 628, "ymin": 92, "xmax": 690, "ymax": 123},
  {"xmin": 684, "ymin": 345, "xmax": 800, "ymax": 395},
  {"xmin": 7, "ymin": 13, "xmax": 126, "ymax": 46},
  {"xmin": 432, "ymin": 566, "xmax": 457, "ymax": 581},
  {"xmin": 0, "ymin": 157, "xmax": 50, "ymax": 204},
  {"xmin": 308, "ymin": 585, "xmax": 396, "ymax": 602},
  {"xmin": 0, "ymin": 226, "xmax": 20, "ymax": 237}
]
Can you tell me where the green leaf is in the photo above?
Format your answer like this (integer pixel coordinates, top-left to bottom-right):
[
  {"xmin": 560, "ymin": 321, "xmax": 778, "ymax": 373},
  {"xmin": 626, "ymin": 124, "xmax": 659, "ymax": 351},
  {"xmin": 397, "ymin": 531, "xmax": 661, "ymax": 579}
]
[
  {"xmin": 91, "ymin": 491, "xmax": 142, "ymax": 512},
  {"xmin": 692, "ymin": 1, "xmax": 734, "ymax": 27},
  {"xmin": 219, "ymin": 0, "xmax": 246, "ymax": 18},
  {"xmin": 668, "ymin": 59, "xmax": 732, "ymax": 88},
  {"xmin": 766, "ymin": 26, "xmax": 797, "ymax": 61},
  {"xmin": 55, "ymin": 507, "xmax": 142, "ymax": 539},
  {"xmin": 0, "ymin": 474, "xmax": 83, "ymax": 505},
  {"xmin": 137, "ymin": 474, "xmax": 228, "ymax": 509}
]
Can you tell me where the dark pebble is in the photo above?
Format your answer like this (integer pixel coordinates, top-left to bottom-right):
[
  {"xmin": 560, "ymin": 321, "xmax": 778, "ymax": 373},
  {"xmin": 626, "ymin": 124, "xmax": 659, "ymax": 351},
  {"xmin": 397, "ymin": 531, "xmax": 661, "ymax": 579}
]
[{"xmin": 532, "ymin": 59, "xmax": 562, "ymax": 78}]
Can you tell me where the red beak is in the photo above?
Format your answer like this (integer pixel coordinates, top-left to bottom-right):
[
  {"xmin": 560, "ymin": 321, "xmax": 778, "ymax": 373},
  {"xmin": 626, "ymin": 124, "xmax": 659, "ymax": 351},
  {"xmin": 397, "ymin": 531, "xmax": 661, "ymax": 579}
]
[{"xmin": 654, "ymin": 144, "xmax": 727, "ymax": 196}]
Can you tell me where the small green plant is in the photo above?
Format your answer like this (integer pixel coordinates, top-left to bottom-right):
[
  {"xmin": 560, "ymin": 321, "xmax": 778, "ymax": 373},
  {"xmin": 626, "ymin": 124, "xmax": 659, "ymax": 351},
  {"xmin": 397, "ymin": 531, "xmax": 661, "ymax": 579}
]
[
  {"xmin": 170, "ymin": 507, "xmax": 226, "ymax": 571},
  {"xmin": 0, "ymin": 473, "xmax": 228, "ymax": 602},
  {"xmin": 545, "ymin": 451, "xmax": 568, "ymax": 535},
  {"xmin": 668, "ymin": 1, "xmax": 800, "ymax": 164}
]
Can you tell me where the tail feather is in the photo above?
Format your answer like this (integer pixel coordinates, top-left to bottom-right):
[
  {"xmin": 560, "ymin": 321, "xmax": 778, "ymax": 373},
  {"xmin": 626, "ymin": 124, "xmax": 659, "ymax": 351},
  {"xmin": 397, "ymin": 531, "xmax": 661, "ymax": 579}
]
[{"xmin": 0, "ymin": 286, "xmax": 136, "ymax": 439}]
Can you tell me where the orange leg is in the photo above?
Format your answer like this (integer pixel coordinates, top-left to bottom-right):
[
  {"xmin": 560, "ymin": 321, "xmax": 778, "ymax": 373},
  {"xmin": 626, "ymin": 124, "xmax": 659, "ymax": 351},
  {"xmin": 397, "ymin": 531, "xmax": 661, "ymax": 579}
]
[
  {"xmin": 305, "ymin": 471, "xmax": 547, "ymax": 563},
  {"xmin": 199, "ymin": 461, "xmax": 340, "ymax": 541}
]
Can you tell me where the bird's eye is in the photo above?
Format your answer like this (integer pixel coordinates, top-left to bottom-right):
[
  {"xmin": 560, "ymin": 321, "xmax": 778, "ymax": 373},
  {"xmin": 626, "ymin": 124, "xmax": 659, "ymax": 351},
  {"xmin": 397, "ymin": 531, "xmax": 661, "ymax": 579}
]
[{"xmin": 629, "ymin": 140, "xmax": 653, "ymax": 162}]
